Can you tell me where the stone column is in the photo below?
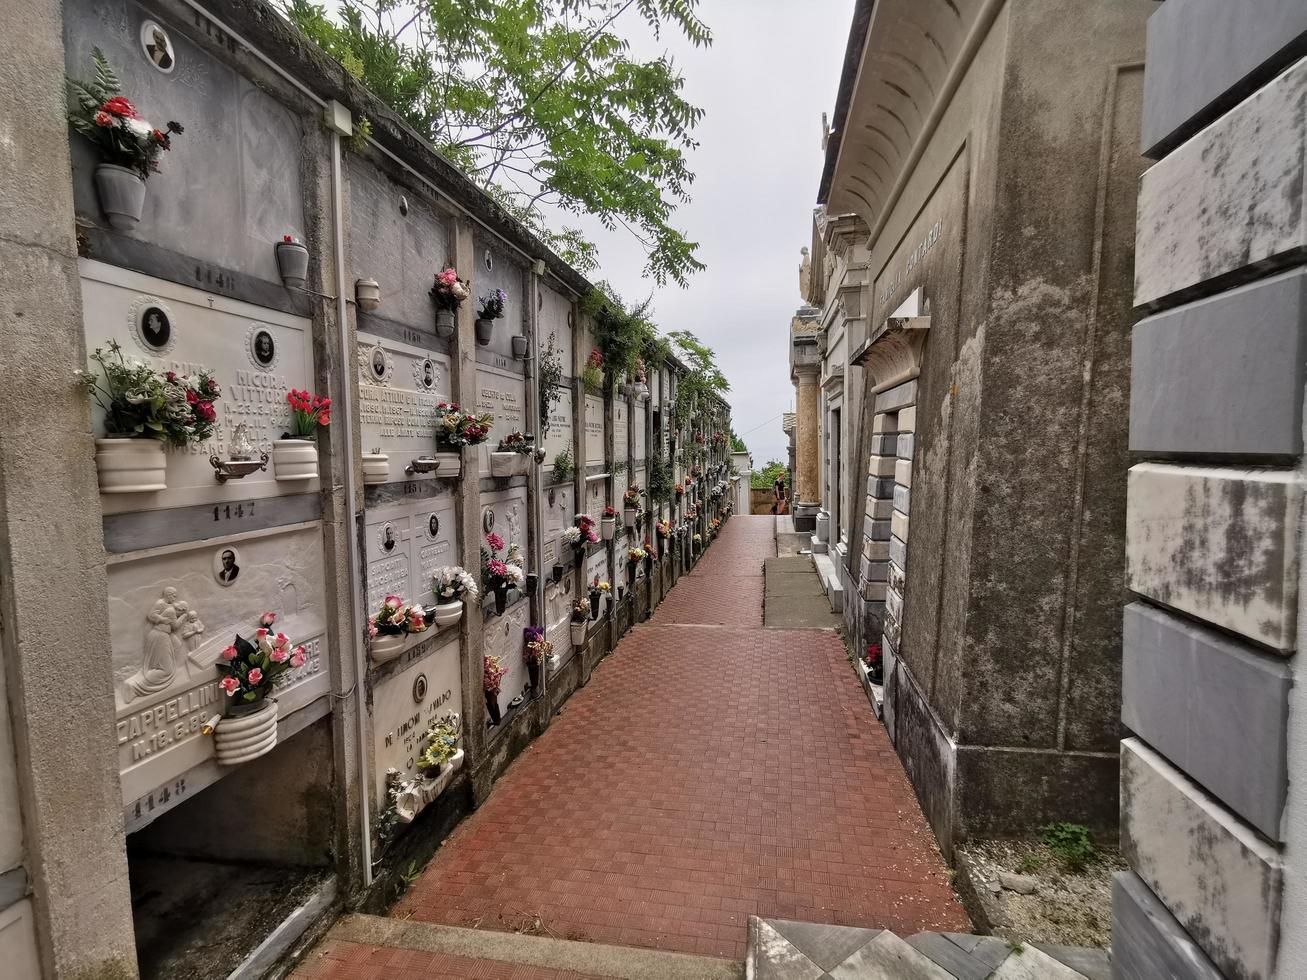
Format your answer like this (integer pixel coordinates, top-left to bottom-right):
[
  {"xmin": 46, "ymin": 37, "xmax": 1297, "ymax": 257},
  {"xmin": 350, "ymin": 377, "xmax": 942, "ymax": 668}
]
[{"xmin": 793, "ymin": 365, "xmax": 821, "ymax": 530}]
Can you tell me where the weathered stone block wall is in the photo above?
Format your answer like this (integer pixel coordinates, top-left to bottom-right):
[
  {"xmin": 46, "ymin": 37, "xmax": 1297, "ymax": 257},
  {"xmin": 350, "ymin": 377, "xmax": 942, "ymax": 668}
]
[{"xmin": 1113, "ymin": 4, "xmax": 1307, "ymax": 976}]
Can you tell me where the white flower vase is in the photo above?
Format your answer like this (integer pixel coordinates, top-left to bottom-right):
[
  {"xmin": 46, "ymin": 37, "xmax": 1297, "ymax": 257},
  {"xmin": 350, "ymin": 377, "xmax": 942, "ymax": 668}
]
[
  {"xmin": 434, "ymin": 451, "xmax": 462, "ymax": 478},
  {"xmin": 272, "ymin": 438, "xmax": 319, "ymax": 481},
  {"xmin": 433, "ymin": 600, "xmax": 464, "ymax": 628},
  {"xmin": 95, "ymin": 438, "xmax": 167, "ymax": 493},
  {"xmin": 623, "ymin": 507, "xmax": 637, "ymax": 528},
  {"xmin": 94, "ymin": 163, "xmax": 146, "ymax": 231},
  {"xmin": 489, "ymin": 452, "xmax": 518, "ymax": 478},
  {"xmin": 362, "ymin": 452, "xmax": 390, "ymax": 485},
  {"xmin": 214, "ymin": 699, "xmax": 278, "ymax": 766},
  {"xmin": 435, "ymin": 309, "xmax": 456, "ymax": 339},
  {"xmin": 275, "ymin": 240, "xmax": 310, "ymax": 288},
  {"xmin": 601, "ymin": 517, "xmax": 616, "ymax": 541},
  {"xmin": 370, "ymin": 632, "xmax": 407, "ymax": 664},
  {"xmin": 571, "ymin": 621, "xmax": 587, "ymax": 647}
]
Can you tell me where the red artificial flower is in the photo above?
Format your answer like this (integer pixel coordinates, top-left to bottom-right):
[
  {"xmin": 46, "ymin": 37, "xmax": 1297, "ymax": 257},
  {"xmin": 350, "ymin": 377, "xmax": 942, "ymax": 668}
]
[
  {"xmin": 195, "ymin": 401, "xmax": 216, "ymax": 422},
  {"xmin": 283, "ymin": 234, "xmax": 294, "ymax": 243},
  {"xmin": 94, "ymin": 111, "xmax": 113, "ymax": 127},
  {"xmin": 186, "ymin": 388, "xmax": 199, "ymax": 404},
  {"xmin": 101, "ymin": 96, "xmax": 137, "ymax": 118}
]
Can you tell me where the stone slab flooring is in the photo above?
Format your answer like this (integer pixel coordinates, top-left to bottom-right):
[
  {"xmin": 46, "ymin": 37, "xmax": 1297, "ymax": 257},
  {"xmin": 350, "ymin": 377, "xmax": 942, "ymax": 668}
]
[{"xmin": 298, "ymin": 515, "xmax": 966, "ymax": 976}]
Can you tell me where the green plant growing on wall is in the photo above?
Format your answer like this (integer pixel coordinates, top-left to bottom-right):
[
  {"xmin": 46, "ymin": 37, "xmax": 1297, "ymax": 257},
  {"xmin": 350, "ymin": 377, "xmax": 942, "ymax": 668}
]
[
  {"xmin": 583, "ymin": 288, "xmax": 659, "ymax": 392},
  {"xmin": 281, "ymin": 0, "xmax": 711, "ymax": 286},
  {"xmin": 538, "ymin": 333, "xmax": 565, "ymax": 435},
  {"xmin": 550, "ymin": 448, "xmax": 573, "ymax": 484},
  {"xmin": 1041, "ymin": 822, "xmax": 1098, "ymax": 872},
  {"xmin": 647, "ymin": 449, "xmax": 672, "ymax": 504},
  {"xmin": 612, "ymin": 460, "xmax": 627, "ymax": 476},
  {"xmin": 668, "ymin": 329, "xmax": 728, "ymax": 436}
]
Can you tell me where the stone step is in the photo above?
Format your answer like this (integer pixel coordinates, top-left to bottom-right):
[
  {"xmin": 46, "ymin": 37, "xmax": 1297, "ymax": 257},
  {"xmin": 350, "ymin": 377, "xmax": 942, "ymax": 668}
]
[
  {"xmin": 747, "ymin": 917, "xmax": 1109, "ymax": 980},
  {"xmin": 300, "ymin": 913, "xmax": 742, "ymax": 980}
]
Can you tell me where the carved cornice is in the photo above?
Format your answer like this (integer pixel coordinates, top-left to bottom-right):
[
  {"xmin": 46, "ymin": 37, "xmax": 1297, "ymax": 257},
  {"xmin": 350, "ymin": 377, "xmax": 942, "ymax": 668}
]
[{"xmin": 850, "ymin": 314, "xmax": 930, "ymax": 391}]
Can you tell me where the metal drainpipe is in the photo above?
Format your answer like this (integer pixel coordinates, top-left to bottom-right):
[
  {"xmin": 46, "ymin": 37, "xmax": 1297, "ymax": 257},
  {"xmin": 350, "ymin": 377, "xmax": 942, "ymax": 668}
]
[{"xmin": 330, "ymin": 129, "xmax": 373, "ymax": 887}]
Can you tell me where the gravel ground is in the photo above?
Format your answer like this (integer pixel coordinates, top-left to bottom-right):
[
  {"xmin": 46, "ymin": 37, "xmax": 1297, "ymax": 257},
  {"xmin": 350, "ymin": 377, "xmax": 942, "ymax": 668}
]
[{"xmin": 956, "ymin": 839, "xmax": 1126, "ymax": 949}]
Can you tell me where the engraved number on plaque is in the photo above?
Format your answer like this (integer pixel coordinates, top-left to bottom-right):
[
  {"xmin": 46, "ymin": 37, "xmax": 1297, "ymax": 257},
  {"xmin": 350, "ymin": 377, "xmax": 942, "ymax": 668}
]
[{"xmin": 213, "ymin": 502, "xmax": 256, "ymax": 521}]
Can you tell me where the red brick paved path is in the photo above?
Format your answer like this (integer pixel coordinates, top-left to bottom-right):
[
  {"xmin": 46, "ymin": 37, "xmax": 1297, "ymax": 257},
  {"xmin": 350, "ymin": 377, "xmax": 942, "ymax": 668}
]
[
  {"xmin": 387, "ymin": 515, "xmax": 967, "ymax": 962},
  {"xmin": 298, "ymin": 939, "xmax": 612, "ymax": 979}
]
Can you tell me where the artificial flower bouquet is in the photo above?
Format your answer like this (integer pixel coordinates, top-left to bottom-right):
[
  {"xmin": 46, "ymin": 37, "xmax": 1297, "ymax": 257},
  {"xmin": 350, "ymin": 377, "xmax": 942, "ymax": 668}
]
[
  {"xmin": 478, "ymin": 288, "xmax": 507, "ymax": 320},
  {"xmin": 655, "ymin": 519, "xmax": 673, "ymax": 539},
  {"xmin": 572, "ymin": 598, "xmax": 592, "ymax": 625},
  {"xmin": 216, "ymin": 612, "xmax": 307, "ymax": 706},
  {"xmin": 674, "ymin": 483, "xmax": 685, "ymax": 499},
  {"xmin": 285, "ymin": 388, "xmax": 331, "ymax": 437},
  {"xmin": 622, "ymin": 485, "xmax": 643, "ymax": 508},
  {"xmin": 67, "ymin": 49, "xmax": 183, "ymax": 179},
  {"xmin": 369, "ymin": 595, "xmax": 429, "ymax": 638},
  {"xmin": 626, "ymin": 546, "xmax": 648, "ymax": 563},
  {"xmin": 484, "ymin": 653, "xmax": 507, "ymax": 694},
  {"xmin": 481, "ymin": 532, "xmax": 525, "ymax": 612},
  {"xmin": 865, "ymin": 643, "xmax": 884, "ymax": 683},
  {"xmin": 432, "ymin": 566, "xmax": 479, "ymax": 604},
  {"xmin": 416, "ymin": 715, "xmax": 461, "ymax": 775},
  {"xmin": 78, "ymin": 341, "xmax": 220, "ymax": 446},
  {"xmin": 434, "ymin": 401, "xmax": 493, "ymax": 448},
  {"xmin": 523, "ymin": 626, "xmax": 553, "ymax": 664},
  {"xmin": 430, "ymin": 267, "xmax": 470, "ymax": 311}
]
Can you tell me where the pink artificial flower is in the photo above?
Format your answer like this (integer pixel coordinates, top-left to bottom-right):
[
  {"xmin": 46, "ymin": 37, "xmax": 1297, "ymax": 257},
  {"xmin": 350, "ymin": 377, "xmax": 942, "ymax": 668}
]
[
  {"xmin": 259, "ymin": 612, "xmax": 277, "ymax": 626},
  {"xmin": 486, "ymin": 532, "xmax": 505, "ymax": 551},
  {"xmin": 220, "ymin": 645, "xmax": 237, "ymax": 661},
  {"xmin": 274, "ymin": 632, "xmax": 290, "ymax": 648},
  {"xmin": 220, "ymin": 676, "xmax": 240, "ymax": 696},
  {"xmin": 195, "ymin": 401, "xmax": 216, "ymax": 422},
  {"xmin": 384, "ymin": 595, "xmax": 402, "ymax": 610},
  {"xmin": 488, "ymin": 559, "xmax": 508, "ymax": 577},
  {"xmin": 247, "ymin": 668, "xmax": 264, "ymax": 685},
  {"xmin": 367, "ymin": 622, "xmax": 378, "ymax": 639},
  {"xmin": 290, "ymin": 650, "xmax": 307, "ymax": 669},
  {"xmin": 256, "ymin": 627, "xmax": 269, "ymax": 639},
  {"xmin": 269, "ymin": 646, "xmax": 289, "ymax": 663}
]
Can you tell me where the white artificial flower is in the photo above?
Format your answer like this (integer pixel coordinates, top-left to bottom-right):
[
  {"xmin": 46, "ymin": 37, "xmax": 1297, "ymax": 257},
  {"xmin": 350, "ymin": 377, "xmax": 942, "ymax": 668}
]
[
  {"xmin": 125, "ymin": 116, "xmax": 154, "ymax": 139},
  {"xmin": 562, "ymin": 527, "xmax": 582, "ymax": 544}
]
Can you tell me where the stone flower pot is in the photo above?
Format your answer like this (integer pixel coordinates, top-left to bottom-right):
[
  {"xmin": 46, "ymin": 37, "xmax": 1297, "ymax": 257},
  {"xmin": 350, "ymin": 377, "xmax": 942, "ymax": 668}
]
[
  {"xmin": 511, "ymin": 335, "xmax": 530, "ymax": 359},
  {"xmin": 489, "ymin": 451, "xmax": 520, "ymax": 478},
  {"xmin": 432, "ymin": 600, "xmax": 464, "ymax": 628},
  {"xmin": 435, "ymin": 309, "xmax": 456, "ymax": 339},
  {"xmin": 475, "ymin": 318, "xmax": 495, "ymax": 346},
  {"xmin": 362, "ymin": 452, "xmax": 389, "ymax": 485},
  {"xmin": 589, "ymin": 592, "xmax": 601, "ymax": 618},
  {"xmin": 214, "ymin": 699, "xmax": 278, "ymax": 766},
  {"xmin": 570, "ymin": 621, "xmax": 587, "ymax": 647},
  {"xmin": 94, "ymin": 163, "xmax": 146, "ymax": 231},
  {"xmin": 272, "ymin": 438, "xmax": 318, "ymax": 481},
  {"xmin": 370, "ymin": 632, "xmax": 407, "ymax": 664},
  {"xmin": 600, "ymin": 516, "xmax": 616, "ymax": 541},
  {"xmin": 622, "ymin": 507, "xmax": 637, "ymax": 529},
  {"xmin": 355, "ymin": 278, "xmax": 381, "ymax": 311},
  {"xmin": 95, "ymin": 437, "xmax": 167, "ymax": 493},
  {"xmin": 275, "ymin": 240, "xmax": 310, "ymax": 288}
]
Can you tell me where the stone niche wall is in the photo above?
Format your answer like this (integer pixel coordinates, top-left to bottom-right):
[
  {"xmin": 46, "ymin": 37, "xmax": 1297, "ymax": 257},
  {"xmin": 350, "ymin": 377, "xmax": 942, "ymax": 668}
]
[
  {"xmin": 1113, "ymin": 3, "xmax": 1307, "ymax": 978},
  {"xmin": 858, "ymin": 0, "xmax": 1151, "ymax": 853}
]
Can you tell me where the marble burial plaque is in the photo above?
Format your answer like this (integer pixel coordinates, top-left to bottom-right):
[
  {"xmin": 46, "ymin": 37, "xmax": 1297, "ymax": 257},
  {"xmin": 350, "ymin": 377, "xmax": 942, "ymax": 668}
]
[
  {"xmin": 584, "ymin": 395, "xmax": 606, "ymax": 466},
  {"xmin": 108, "ymin": 523, "xmax": 330, "ymax": 805},
  {"xmin": 540, "ymin": 285, "xmax": 573, "ymax": 369},
  {"xmin": 476, "ymin": 364, "xmax": 527, "ymax": 476},
  {"xmin": 585, "ymin": 548, "xmax": 613, "ymax": 600},
  {"xmin": 372, "ymin": 636, "xmax": 462, "ymax": 796},
  {"xmin": 542, "ymin": 386, "xmax": 574, "ymax": 469},
  {"xmin": 485, "ymin": 600, "xmax": 530, "ymax": 718},
  {"xmin": 365, "ymin": 496, "xmax": 458, "ymax": 612},
  {"xmin": 357, "ymin": 331, "xmax": 452, "ymax": 479},
  {"xmin": 544, "ymin": 574, "xmax": 578, "ymax": 664},
  {"xmin": 585, "ymin": 477, "xmax": 608, "ymax": 528},
  {"xmin": 471, "ymin": 240, "xmax": 526, "ymax": 362},
  {"xmin": 542, "ymin": 485, "xmax": 575, "ymax": 569},
  {"xmin": 480, "ymin": 485, "xmax": 530, "ymax": 569},
  {"xmin": 632, "ymin": 402, "xmax": 646, "ymax": 462},
  {"xmin": 81, "ymin": 260, "xmax": 315, "ymax": 514},
  {"xmin": 614, "ymin": 402, "xmax": 628, "ymax": 462}
]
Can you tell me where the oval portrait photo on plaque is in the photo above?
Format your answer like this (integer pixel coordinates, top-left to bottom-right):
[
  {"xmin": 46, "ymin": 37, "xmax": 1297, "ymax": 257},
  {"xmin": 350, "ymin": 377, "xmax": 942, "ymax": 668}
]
[
  {"xmin": 128, "ymin": 296, "xmax": 177, "ymax": 355},
  {"xmin": 249, "ymin": 327, "xmax": 277, "ymax": 369},
  {"xmin": 213, "ymin": 546, "xmax": 242, "ymax": 587}
]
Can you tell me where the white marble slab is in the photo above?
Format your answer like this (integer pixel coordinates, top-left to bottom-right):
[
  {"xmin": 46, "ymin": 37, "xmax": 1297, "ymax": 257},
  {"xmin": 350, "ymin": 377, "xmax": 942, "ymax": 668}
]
[
  {"xmin": 584, "ymin": 395, "xmax": 606, "ymax": 465},
  {"xmin": 364, "ymin": 496, "xmax": 457, "ymax": 612},
  {"xmin": 476, "ymin": 362, "xmax": 528, "ymax": 476},
  {"xmin": 372, "ymin": 635, "xmax": 462, "ymax": 796},
  {"xmin": 356, "ymin": 331, "xmax": 452, "ymax": 480}
]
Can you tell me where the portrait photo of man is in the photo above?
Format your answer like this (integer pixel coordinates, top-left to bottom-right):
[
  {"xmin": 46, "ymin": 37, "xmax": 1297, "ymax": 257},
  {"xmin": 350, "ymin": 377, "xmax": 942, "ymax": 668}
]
[
  {"xmin": 428, "ymin": 514, "xmax": 439, "ymax": 539},
  {"xmin": 140, "ymin": 307, "xmax": 171, "ymax": 349},
  {"xmin": 382, "ymin": 525, "xmax": 396, "ymax": 552},
  {"xmin": 142, "ymin": 21, "xmax": 174, "ymax": 72},
  {"xmin": 216, "ymin": 548, "xmax": 240, "ymax": 585},
  {"xmin": 372, "ymin": 348, "xmax": 387, "ymax": 379}
]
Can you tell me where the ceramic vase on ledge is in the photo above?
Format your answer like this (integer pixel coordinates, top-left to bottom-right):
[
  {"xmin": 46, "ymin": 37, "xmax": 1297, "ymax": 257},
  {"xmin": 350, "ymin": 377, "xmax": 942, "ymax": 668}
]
[
  {"xmin": 370, "ymin": 632, "xmax": 406, "ymax": 664},
  {"xmin": 362, "ymin": 452, "xmax": 389, "ymax": 485},
  {"xmin": 433, "ymin": 600, "xmax": 463, "ymax": 628},
  {"xmin": 571, "ymin": 621, "xmax": 587, "ymax": 647},
  {"xmin": 275, "ymin": 240, "xmax": 310, "ymax": 288},
  {"xmin": 623, "ymin": 507, "xmax": 637, "ymax": 528},
  {"xmin": 214, "ymin": 699, "xmax": 278, "ymax": 766},
  {"xmin": 94, "ymin": 163, "xmax": 146, "ymax": 231},
  {"xmin": 95, "ymin": 437, "xmax": 167, "ymax": 493},
  {"xmin": 601, "ymin": 516, "xmax": 616, "ymax": 541},
  {"xmin": 475, "ymin": 318, "xmax": 495, "ymax": 346},
  {"xmin": 435, "ymin": 309, "xmax": 456, "ymax": 339},
  {"xmin": 272, "ymin": 438, "xmax": 318, "ymax": 481}
]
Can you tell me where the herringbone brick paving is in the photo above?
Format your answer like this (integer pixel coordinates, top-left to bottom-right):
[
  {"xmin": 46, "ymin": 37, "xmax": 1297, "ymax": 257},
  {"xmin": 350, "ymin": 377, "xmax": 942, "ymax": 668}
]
[{"xmin": 299, "ymin": 515, "xmax": 965, "ymax": 976}]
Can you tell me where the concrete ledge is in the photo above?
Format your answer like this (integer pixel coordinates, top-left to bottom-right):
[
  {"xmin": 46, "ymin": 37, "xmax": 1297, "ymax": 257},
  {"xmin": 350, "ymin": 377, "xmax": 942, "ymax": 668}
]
[
  {"xmin": 1122, "ymin": 602, "xmax": 1290, "ymax": 839},
  {"xmin": 1130, "ymin": 268, "xmax": 1307, "ymax": 457},
  {"xmin": 1121, "ymin": 739, "xmax": 1281, "ymax": 980},
  {"xmin": 1112, "ymin": 871, "xmax": 1221, "ymax": 980},
  {"xmin": 326, "ymin": 913, "xmax": 742, "ymax": 980},
  {"xmin": 1140, "ymin": 0, "xmax": 1307, "ymax": 157},
  {"xmin": 1135, "ymin": 56, "xmax": 1307, "ymax": 309},
  {"xmin": 812, "ymin": 553, "xmax": 844, "ymax": 613},
  {"xmin": 1126, "ymin": 463, "xmax": 1301, "ymax": 649}
]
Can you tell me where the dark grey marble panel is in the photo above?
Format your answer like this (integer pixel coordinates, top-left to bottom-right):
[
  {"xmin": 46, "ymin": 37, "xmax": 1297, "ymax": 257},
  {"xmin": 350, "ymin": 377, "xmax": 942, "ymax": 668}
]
[{"xmin": 103, "ymin": 493, "xmax": 321, "ymax": 553}]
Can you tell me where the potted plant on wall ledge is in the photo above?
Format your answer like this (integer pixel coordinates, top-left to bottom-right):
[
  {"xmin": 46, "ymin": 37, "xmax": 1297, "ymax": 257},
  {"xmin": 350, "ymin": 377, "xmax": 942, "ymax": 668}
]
[
  {"xmin": 430, "ymin": 267, "xmax": 469, "ymax": 339},
  {"xmin": 571, "ymin": 598, "xmax": 590, "ymax": 648},
  {"xmin": 582, "ymin": 349, "xmax": 604, "ymax": 395},
  {"xmin": 523, "ymin": 626, "xmax": 552, "ymax": 691},
  {"xmin": 431, "ymin": 566, "xmax": 477, "ymax": 628},
  {"xmin": 434, "ymin": 401, "xmax": 491, "ymax": 474},
  {"xmin": 622, "ymin": 484, "xmax": 642, "ymax": 527},
  {"xmin": 67, "ymin": 49, "xmax": 184, "ymax": 231},
  {"xmin": 476, "ymin": 288, "xmax": 506, "ymax": 346},
  {"xmin": 491, "ymin": 430, "xmax": 537, "ymax": 477},
  {"xmin": 368, "ymin": 595, "xmax": 429, "ymax": 664},
  {"xmin": 483, "ymin": 654, "xmax": 507, "ymax": 726},
  {"xmin": 78, "ymin": 341, "xmax": 219, "ymax": 493},
  {"xmin": 207, "ymin": 612, "xmax": 307, "ymax": 765},
  {"xmin": 274, "ymin": 387, "xmax": 329, "ymax": 481}
]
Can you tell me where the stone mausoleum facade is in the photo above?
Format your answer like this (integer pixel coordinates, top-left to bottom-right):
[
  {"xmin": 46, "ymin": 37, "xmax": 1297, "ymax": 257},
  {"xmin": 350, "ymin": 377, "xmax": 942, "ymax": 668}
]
[
  {"xmin": 0, "ymin": 1, "xmax": 732, "ymax": 975},
  {"xmin": 791, "ymin": 0, "xmax": 1154, "ymax": 852}
]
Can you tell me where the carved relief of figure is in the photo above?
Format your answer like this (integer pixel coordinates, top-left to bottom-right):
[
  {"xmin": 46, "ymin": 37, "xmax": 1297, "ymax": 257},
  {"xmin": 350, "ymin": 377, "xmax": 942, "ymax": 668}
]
[
  {"xmin": 506, "ymin": 504, "xmax": 522, "ymax": 554},
  {"xmin": 180, "ymin": 609, "xmax": 206, "ymax": 653},
  {"xmin": 122, "ymin": 587, "xmax": 181, "ymax": 702},
  {"xmin": 799, "ymin": 247, "xmax": 811, "ymax": 301}
]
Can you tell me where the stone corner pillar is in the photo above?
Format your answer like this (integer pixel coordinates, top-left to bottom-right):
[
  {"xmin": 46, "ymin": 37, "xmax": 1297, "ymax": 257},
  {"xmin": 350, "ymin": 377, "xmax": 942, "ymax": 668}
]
[{"xmin": 792, "ymin": 363, "xmax": 821, "ymax": 532}]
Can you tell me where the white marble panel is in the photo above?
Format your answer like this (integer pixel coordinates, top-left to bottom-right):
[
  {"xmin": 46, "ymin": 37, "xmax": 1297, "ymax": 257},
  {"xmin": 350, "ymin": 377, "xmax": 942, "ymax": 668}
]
[
  {"xmin": 542, "ymin": 386, "xmax": 574, "ymax": 469},
  {"xmin": 614, "ymin": 401, "xmax": 629, "ymax": 461},
  {"xmin": 633, "ymin": 401, "xmax": 646, "ymax": 462},
  {"xmin": 356, "ymin": 331, "xmax": 452, "ymax": 480},
  {"xmin": 372, "ymin": 636, "xmax": 462, "ymax": 796},
  {"xmin": 0, "ymin": 900, "xmax": 40, "ymax": 980},
  {"xmin": 540, "ymin": 284, "xmax": 573, "ymax": 370},
  {"xmin": 107, "ymin": 523, "xmax": 330, "ymax": 805},
  {"xmin": 80, "ymin": 260, "xmax": 315, "ymax": 514},
  {"xmin": 364, "ymin": 496, "xmax": 457, "ymax": 611},
  {"xmin": 476, "ymin": 363, "xmax": 527, "ymax": 476},
  {"xmin": 584, "ymin": 395, "xmax": 606, "ymax": 465},
  {"xmin": 480, "ymin": 485, "xmax": 530, "ymax": 572},
  {"xmin": 484, "ymin": 600, "xmax": 530, "ymax": 717},
  {"xmin": 542, "ymin": 485, "xmax": 575, "ymax": 570},
  {"xmin": 544, "ymin": 574, "xmax": 580, "ymax": 662}
]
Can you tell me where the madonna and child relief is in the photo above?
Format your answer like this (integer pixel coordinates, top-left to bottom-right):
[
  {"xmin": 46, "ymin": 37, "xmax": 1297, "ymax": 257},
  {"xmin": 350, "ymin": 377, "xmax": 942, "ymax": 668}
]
[{"xmin": 120, "ymin": 586, "xmax": 206, "ymax": 703}]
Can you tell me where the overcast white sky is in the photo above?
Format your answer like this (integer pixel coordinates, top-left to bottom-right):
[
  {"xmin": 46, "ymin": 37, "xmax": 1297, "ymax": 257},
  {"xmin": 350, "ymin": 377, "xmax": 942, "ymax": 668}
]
[{"xmin": 555, "ymin": 2, "xmax": 854, "ymax": 466}]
